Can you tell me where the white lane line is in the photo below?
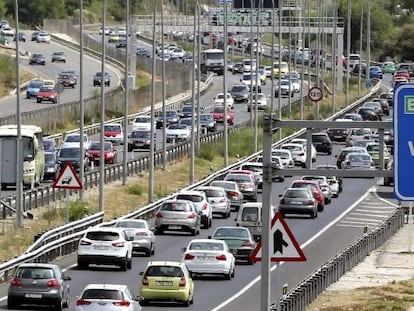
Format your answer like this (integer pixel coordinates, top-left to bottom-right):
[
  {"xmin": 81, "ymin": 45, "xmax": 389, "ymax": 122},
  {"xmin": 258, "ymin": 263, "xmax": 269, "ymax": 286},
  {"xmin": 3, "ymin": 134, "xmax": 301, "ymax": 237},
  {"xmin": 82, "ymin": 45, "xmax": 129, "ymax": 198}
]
[{"xmin": 211, "ymin": 186, "xmax": 377, "ymax": 311}]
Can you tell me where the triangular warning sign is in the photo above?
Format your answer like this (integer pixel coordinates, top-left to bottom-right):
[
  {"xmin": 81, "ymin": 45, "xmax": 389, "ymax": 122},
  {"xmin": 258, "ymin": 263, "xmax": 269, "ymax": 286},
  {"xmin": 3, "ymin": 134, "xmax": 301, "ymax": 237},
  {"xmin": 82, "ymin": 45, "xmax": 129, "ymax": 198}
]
[
  {"xmin": 52, "ymin": 162, "xmax": 83, "ymax": 190},
  {"xmin": 250, "ymin": 211, "xmax": 306, "ymax": 262}
]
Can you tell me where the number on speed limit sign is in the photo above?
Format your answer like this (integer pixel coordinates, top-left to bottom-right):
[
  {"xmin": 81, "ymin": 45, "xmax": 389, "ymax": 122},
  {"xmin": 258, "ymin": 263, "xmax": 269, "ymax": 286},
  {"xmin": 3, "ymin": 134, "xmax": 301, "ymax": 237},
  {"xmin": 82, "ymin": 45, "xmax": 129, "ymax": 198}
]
[{"xmin": 308, "ymin": 86, "xmax": 323, "ymax": 102}]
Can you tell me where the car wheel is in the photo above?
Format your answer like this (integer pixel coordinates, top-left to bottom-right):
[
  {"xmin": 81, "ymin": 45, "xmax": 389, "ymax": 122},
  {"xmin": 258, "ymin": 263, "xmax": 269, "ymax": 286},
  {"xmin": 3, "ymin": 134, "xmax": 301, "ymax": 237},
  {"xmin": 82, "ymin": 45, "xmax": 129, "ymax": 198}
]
[
  {"xmin": 231, "ymin": 266, "xmax": 235, "ymax": 278},
  {"xmin": 127, "ymin": 258, "xmax": 132, "ymax": 269},
  {"xmin": 77, "ymin": 260, "xmax": 88, "ymax": 270},
  {"xmin": 145, "ymin": 245, "xmax": 152, "ymax": 257},
  {"xmin": 120, "ymin": 258, "xmax": 128, "ymax": 271},
  {"xmin": 63, "ymin": 294, "xmax": 69, "ymax": 308},
  {"xmin": 202, "ymin": 219, "xmax": 208, "ymax": 229},
  {"xmin": 225, "ymin": 271, "xmax": 232, "ymax": 280},
  {"xmin": 154, "ymin": 228, "xmax": 163, "ymax": 235},
  {"xmin": 318, "ymin": 203, "xmax": 324, "ymax": 212},
  {"xmin": 54, "ymin": 298, "xmax": 63, "ymax": 311},
  {"xmin": 279, "ymin": 176, "xmax": 285, "ymax": 182},
  {"xmin": 247, "ymin": 259, "xmax": 255, "ymax": 265},
  {"xmin": 7, "ymin": 298, "xmax": 18, "ymax": 309},
  {"xmin": 36, "ymin": 98, "xmax": 41, "ymax": 103},
  {"xmin": 328, "ymin": 150, "xmax": 332, "ymax": 155}
]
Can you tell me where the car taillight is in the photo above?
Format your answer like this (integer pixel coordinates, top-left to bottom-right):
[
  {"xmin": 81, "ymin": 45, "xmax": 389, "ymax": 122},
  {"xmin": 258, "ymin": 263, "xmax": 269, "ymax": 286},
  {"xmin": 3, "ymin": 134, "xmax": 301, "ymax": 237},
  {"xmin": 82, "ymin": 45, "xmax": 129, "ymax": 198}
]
[
  {"xmin": 280, "ymin": 198, "xmax": 285, "ymax": 204},
  {"xmin": 202, "ymin": 202, "xmax": 208, "ymax": 210},
  {"xmin": 142, "ymin": 276, "xmax": 149, "ymax": 286},
  {"xmin": 113, "ymin": 300, "xmax": 131, "ymax": 307},
  {"xmin": 76, "ymin": 299, "xmax": 92, "ymax": 305},
  {"xmin": 136, "ymin": 232, "xmax": 148, "ymax": 237},
  {"xmin": 112, "ymin": 241, "xmax": 125, "ymax": 247},
  {"xmin": 242, "ymin": 241, "xmax": 252, "ymax": 247},
  {"xmin": 188, "ymin": 212, "xmax": 197, "ymax": 219},
  {"xmin": 219, "ymin": 198, "xmax": 226, "ymax": 203},
  {"xmin": 228, "ymin": 191, "xmax": 238, "ymax": 197},
  {"xmin": 156, "ymin": 211, "xmax": 163, "ymax": 218},
  {"xmin": 179, "ymin": 276, "xmax": 186, "ymax": 287},
  {"xmin": 184, "ymin": 253, "xmax": 195, "ymax": 260},
  {"xmin": 47, "ymin": 279, "xmax": 61, "ymax": 288},
  {"xmin": 10, "ymin": 278, "xmax": 22, "ymax": 286},
  {"xmin": 299, "ymin": 152, "xmax": 305, "ymax": 156},
  {"xmin": 307, "ymin": 200, "xmax": 315, "ymax": 205},
  {"xmin": 79, "ymin": 240, "xmax": 91, "ymax": 246},
  {"xmin": 216, "ymin": 254, "xmax": 227, "ymax": 261}
]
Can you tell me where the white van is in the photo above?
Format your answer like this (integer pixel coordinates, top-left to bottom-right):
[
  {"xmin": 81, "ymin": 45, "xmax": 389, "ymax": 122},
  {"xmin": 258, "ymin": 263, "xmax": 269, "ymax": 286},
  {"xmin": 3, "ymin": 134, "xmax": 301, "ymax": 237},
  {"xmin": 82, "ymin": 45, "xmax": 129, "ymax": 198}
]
[{"xmin": 235, "ymin": 202, "xmax": 276, "ymax": 241}]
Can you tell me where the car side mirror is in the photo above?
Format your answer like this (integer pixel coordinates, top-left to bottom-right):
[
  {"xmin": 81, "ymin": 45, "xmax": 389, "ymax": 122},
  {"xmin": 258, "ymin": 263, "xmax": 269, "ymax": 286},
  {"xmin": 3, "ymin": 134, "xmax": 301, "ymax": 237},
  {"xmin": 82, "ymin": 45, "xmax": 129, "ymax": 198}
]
[
  {"xmin": 181, "ymin": 247, "xmax": 186, "ymax": 252},
  {"xmin": 63, "ymin": 275, "xmax": 71, "ymax": 281},
  {"xmin": 139, "ymin": 271, "xmax": 144, "ymax": 276},
  {"xmin": 207, "ymin": 235, "xmax": 212, "ymax": 239}
]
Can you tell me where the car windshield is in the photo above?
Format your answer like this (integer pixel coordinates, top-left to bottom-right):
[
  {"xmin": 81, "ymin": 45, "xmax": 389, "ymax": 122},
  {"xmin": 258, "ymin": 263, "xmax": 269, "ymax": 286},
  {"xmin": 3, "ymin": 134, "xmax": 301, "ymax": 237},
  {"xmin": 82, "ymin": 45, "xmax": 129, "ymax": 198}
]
[
  {"xmin": 145, "ymin": 266, "xmax": 183, "ymax": 277},
  {"xmin": 169, "ymin": 124, "xmax": 188, "ymax": 130},
  {"xmin": 53, "ymin": 52, "xmax": 64, "ymax": 56},
  {"xmin": 189, "ymin": 242, "xmax": 224, "ymax": 251},
  {"xmin": 211, "ymin": 181, "xmax": 236, "ymax": 190},
  {"xmin": 284, "ymin": 189, "xmax": 310, "ymax": 198},
  {"xmin": 182, "ymin": 106, "xmax": 192, "ymax": 113},
  {"xmin": 202, "ymin": 189, "xmax": 224, "ymax": 197},
  {"xmin": 43, "ymin": 140, "xmax": 54, "ymax": 151},
  {"xmin": 82, "ymin": 289, "xmax": 123, "ymax": 300},
  {"xmin": 16, "ymin": 267, "xmax": 54, "ymax": 279},
  {"xmin": 45, "ymin": 153, "xmax": 55, "ymax": 163},
  {"xmin": 232, "ymin": 86, "xmax": 247, "ymax": 92},
  {"xmin": 225, "ymin": 174, "xmax": 251, "ymax": 182},
  {"xmin": 176, "ymin": 194, "xmax": 203, "ymax": 202},
  {"xmin": 134, "ymin": 117, "xmax": 150, "ymax": 123},
  {"xmin": 213, "ymin": 106, "xmax": 225, "ymax": 113},
  {"xmin": 65, "ymin": 135, "xmax": 88, "ymax": 143},
  {"xmin": 200, "ymin": 114, "xmax": 213, "ymax": 121},
  {"xmin": 241, "ymin": 206, "xmax": 259, "ymax": 221},
  {"xmin": 39, "ymin": 87, "xmax": 53, "ymax": 92},
  {"xmin": 282, "ymin": 145, "xmax": 301, "ymax": 151},
  {"xmin": 165, "ymin": 111, "xmax": 177, "ymax": 117}
]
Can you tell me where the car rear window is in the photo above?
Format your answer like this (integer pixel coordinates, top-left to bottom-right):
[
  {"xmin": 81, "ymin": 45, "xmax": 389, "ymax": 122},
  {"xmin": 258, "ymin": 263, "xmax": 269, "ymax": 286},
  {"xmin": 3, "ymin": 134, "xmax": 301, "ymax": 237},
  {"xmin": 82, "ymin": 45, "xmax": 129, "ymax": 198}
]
[
  {"xmin": 241, "ymin": 206, "xmax": 259, "ymax": 221},
  {"xmin": 82, "ymin": 289, "xmax": 123, "ymax": 300},
  {"xmin": 176, "ymin": 194, "xmax": 203, "ymax": 202},
  {"xmin": 214, "ymin": 228, "xmax": 249, "ymax": 238},
  {"xmin": 225, "ymin": 174, "xmax": 251, "ymax": 182},
  {"xmin": 85, "ymin": 231, "xmax": 120, "ymax": 241},
  {"xmin": 203, "ymin": 189, "xmax": 224, "ymax": 197},
  {"xmin": 189, "ymin": 242, "xmax": 223, "ymax": 251},
  {"xmin": 17, "ymin": 268, "xmax": 54, "ymax": 279},
  {"xmin": 161, "ymin": 202, "xmax": 191, "ymax": 211},
  {"xmin": 145, "ymin": 266, "xmax": 183, "ymax": 277},
  {"xmin": 285, "ymin": 189, "xmax": 310, "ymax": 198},
  {"xmin": 115, "ymin": 221, "xmax": 145, "ymax": 229}
]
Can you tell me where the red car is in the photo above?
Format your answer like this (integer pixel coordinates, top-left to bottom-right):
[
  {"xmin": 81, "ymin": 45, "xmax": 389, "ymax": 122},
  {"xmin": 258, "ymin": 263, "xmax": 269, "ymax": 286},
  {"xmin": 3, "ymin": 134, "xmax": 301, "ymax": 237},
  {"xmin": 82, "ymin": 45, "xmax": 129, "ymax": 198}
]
[
  {"xmin": 87, "ymin": 142, "xmax": 117, "ymax": 165},
  {"xmin": 212, "ymin": 105, "xmax": 234, "ymax": 125},
  {"xmin": 289, "ymin": 180, "xmax": 325, "ymax": 212},
  {"xmin": 393, "ymin": 69, "xmax": 410, "ymax": 82},
  {"xmin": 36, "ymin": 86, "xmax": 58, "ymax": 104},
  {"xmin": 57, "ymin": 73, "xmax": 76, "ymax": 88}
]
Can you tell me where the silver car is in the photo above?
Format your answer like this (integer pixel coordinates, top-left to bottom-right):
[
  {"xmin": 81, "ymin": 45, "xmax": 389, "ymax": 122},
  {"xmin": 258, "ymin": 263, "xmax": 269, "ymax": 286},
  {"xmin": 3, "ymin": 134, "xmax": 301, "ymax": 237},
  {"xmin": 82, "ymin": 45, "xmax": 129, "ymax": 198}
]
[
  {"xmin": 196, "ymin": 186, "xmax": 231, "ymax": 218},
  {"xmin": 113, "ymin": 219, "xmax": 155, "ymax": 257},
  {"xmin": 175, "ymin": 190, "xmax": 212, "ymax": 229},
  {"xmin": 7, "ymin": 263, "xmax": 71, "ymax": 310},
  {"xmin": 278, "ymin": 188, "xmax": 318, "ymax": 218},
  {"xmin": 155, "ymin": 199, "xmax": 201, "ymax": 236},
  {"xmin": 210, "ymin": 180, "xmax": 244, "ymax": 211}
]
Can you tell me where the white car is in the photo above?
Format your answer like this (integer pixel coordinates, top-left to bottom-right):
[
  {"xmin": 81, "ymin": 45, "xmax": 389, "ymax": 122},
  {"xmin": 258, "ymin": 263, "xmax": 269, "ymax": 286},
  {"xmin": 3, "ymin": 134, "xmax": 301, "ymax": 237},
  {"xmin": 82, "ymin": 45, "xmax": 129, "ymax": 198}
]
[
  {"xmin": 240, "ymin": 72, "xmax": 261, "ymax": 91},
  {"xmin": 182, "ymin": 239, "xmax": 235, "ymax": 279},
  {"xmin": 1, "ymin": 24, "xmax": 13, "ymax": 36},
  {"xmin": 213, "ymin": 92, "xmax": 234, "ymax": 108},
  {"xmin": 301, "ymin": 175, "xmax": 332, "ymax": 204},
  {"xmin": 196, "ymin": 186, "xmax": 231, "ymax": 218},
  {"xmin": 113, "ymin": 219, "xmax": 155, "ymax": 257},
  {"xmin": 169, "ymin": 46, "xmax": 186, "ymax": 58},
  {"xmin": 247, "ymin": 93, "xmax": 268, "ymax": 112},
  {"xmin": 280, "ymin": 143, "xmax": 307, "ymax": 167},
  {"xmin": 264, "ymin": 65, "xmax": 273, "ymax": 78},
  {"xmin": 271, "ymin": 148, "xmax": 294, "ymax": 168},
  {"xmin": 290, "ymin": 138, "xmax": 317, "ymax": 163},
  {"xmin": 63, "ymin": 133, "xmax": 91, "ymax": 150},
  {"xmin": 77, "ymin": 227, "xmax": 133, "ymax": 271},
  {"xmin": 117, "ymin": 26, "xmax": 127, "ymax": 36},
  {"xmin": 242, "ymin": 59, "xmax": 257, "ymax": 72},
  {"xmin": 274, "ymin": 79, "xmax": 294, "ymax": 97},
  {"xmin": 36, "ymin": 32, "xmax": 51, "ymax": 43},
  {"xmin": 175, "ymin": 190, "xmax": 212, "ymax": 229},
  {"xmin": 75, "ymin": 284, "xmax": 142, "ymax": 311},
  {"xmin": 131, "ymin": 115, "xmax": 154, "ymax": 131},
  {"xmin": 255, "ymin": 155, "xmax": 285, "ymax": 182},
  {"xmin": 166, "ymin": 123, "xmax": 191, "ymax": 143},
  {"xmin": 287, "ymin": 77, "xmax": 301, "ymax": 93}
]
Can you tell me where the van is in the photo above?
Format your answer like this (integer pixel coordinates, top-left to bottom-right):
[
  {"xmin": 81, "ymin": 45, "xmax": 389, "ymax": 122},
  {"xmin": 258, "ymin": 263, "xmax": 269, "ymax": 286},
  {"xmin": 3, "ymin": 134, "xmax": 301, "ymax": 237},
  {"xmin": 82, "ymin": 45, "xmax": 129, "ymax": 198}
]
[
  {"xmin": 103, "ymin": 123, "xmax": 124, "ymax": 145},
  {"xmin": 235, "ymin": 202, "xmax": 276, "ymax": 240}
]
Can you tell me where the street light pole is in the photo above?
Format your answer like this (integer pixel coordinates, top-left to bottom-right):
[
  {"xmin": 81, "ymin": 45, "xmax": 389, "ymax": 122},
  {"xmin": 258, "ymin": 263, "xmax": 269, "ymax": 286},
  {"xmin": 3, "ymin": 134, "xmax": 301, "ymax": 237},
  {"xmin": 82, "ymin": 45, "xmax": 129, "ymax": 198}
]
[
  {"xmin": 122, "ymin": 0, "xmax": 130, "ymax": 184},
  {"xmin": 223, "ymin": 1, "xmax": 229, "ymax": 167},
  {"xmin": 346, "ymin": 0, "xmax": 351, "ymax": 106},
  {"xmin": 79, "ymin": 0, "xmax": 85, "ymax": 200}
]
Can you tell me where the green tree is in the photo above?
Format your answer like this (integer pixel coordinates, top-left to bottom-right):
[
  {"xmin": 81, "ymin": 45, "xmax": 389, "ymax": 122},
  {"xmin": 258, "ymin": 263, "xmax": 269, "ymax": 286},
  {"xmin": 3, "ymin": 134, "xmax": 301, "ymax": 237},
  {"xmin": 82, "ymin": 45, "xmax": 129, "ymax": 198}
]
[{"xmin": 387, "ymin": 23, "xmax": 414, "ymax": 61}]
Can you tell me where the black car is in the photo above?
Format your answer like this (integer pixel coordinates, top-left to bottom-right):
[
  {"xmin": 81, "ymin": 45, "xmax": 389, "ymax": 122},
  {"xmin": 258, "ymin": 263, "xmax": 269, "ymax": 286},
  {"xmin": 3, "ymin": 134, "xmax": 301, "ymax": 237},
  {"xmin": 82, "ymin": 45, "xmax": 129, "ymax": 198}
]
[
  {"xmin": 58, "ymin": 145, "xmax": 89, "ymax": 172},
  {"xmin": 51, "ymin": 51, "xmax": 66, "ymax": 63},
  {"xmin": 155, "ymin": 110, "xmax": 179, "ymax": 129},
  {"xmin": 93, "ymin": 71, "xmax": 111, "ymax": 87},
  {"xmin": 230, "ymin": 84, "xmax": 250, "ymax": 102},
  {"xmin": 199, "ymin": 113, "xmax": 217, "ymax": 132},
  {"xmin": 13, "ymin": 32, "xmax": 26, "ymax": 42},
  {"xmin": 116, "ymin": 39, "xmax": 127, "ymax": 48},
  {"xmin": 127, "ymin": 130, "xmax": 155, "ymax": 151},
  {"xmin": 179, "ymin": 104, "xmax": 195, "ymax": 118},
  {"xmin": 29, "ymin": 53, "xmax": 46, "ymax": 65},
  {"xmin": 356, "ymin": 107, "xmax": 380, "ymax": 121},
  {"xmin": 232, "ymin": 62, "xmax": 243, "ymax": 74},
  {"xmin": 44, "ymin": 152, "xmax": 59, "ymax": 180},
  {"xmin": 30, "ymin": 31, "xmax": 39, "ymax": 41},
  {"xmin": 327, "ymin": 127, "xmax": 351, "ymax": 142},
  {"xmin": 311, "ymin": 133, "xmax": 332, "ymax": 155},
  {"xmin": 136, "ymin": 47, "xmax": 151, "ymax": 57}
]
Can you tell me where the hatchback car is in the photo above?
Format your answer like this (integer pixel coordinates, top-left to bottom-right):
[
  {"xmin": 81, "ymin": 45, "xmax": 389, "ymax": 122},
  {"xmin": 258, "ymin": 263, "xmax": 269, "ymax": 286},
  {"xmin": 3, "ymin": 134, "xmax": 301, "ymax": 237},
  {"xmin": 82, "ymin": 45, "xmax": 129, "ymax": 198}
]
[
  {"xmin": 311, "ymin": 133, "xmax": 333, "ymax": 154},
  {"xmin": 335, "ymin": 146, "xmax": 369, "ymax": 168},
  {"xmin": 280, "ymin": 143, "xmax": 307, "ymax": 167},
  {"xmin": 301, "ymin": 175, "xmax": 332, "ymax": 204},
  {"xmin": 365, "ymin": 141, "xmax": 390, "ymax": 168},
  {"xmin": 51, "ymin": 51, "xmax": 66, "ymax": 63},
  {"xmin": 36, "ymin": 86, "xmax": 58, "ymax": 104},
  {"xmin": 315, "ymin": 164, "xmax": 343, "ymax": 193},
  {"xmin": 155, "ymin": 110, "xmax": 179, "ymax": 129},
  {"xmin": 131, "ymin": 115, "xmax": 154, "ymax": 132},
  {"xmin": 213, "ymin": 92, "xmax": 234, "ymax": 108},
  {"xmin": 247, "ymin": 93, "xmax": 268, "ymax": 112},
  {"xmin": 44, "ymin": 151, "xmax": 59, "ymax": 180},
  {"xmin": 166, "ymin": 123, "xmax": 191, "ymax": 143},
  {"xmin": 87, "ymin": 141, "xmax": 117, "ymax": 165},
  {"xmin": 29, "ymin": 53, "xmax": 46, "ymax": 65},
  {"xmin": 175, "ymin": 190, "xmax": 212, "ymax": 229},
  {"xmin": 8, "ymin": 263, "xmax": 71, "ymax": 310},
  {"xmin": 210, "ymin": 180, "xmax": 244, "ymax": 211},
  {"xmin": 155, "ymin": 199, "xmax": 201, "ymax": 235},
  {"xmin": 230, "ymin": 84, "xmax": 250, "ymax": 102},
  {"xmin": 224, "ymin": 172, "xmax": 258, "ymax": 201},
  {"xmin": 113, "ymin": 219, "xmax": 155, "ymax": 257},
  {"xmin": 139, "ymin": 261, "xmax": 194, "ymax": 306},
  {"xmin": 36, "ymin": 32, "xmax": 51, "ymax": 43},
  {"xmin": 345, "ymin": 128, "xmax": 374, "ymax": 147},
  {"xmin": 212, "ymin": 105, "xmax": 234, "ymax": 125},
  {"xmin": 75, "ymin": 283, "xmax": 142, "ymax": 311},
  {"xmin": 272, "ymin": 148, "xmax": 294, "ymax": 168},
  {"xmin": 128, "ymin": 130, "xmax": 155, "ymax": 151},
  {"xmin": 26, "ymin": 79, "xmax": 44, "ymax": 99},
  {"xmin": 182, "ymin": 239, "xmax": 235, "ymax": 279},
  {"xmin": 77, "ymin": 227, "xmax": 133, "ymax": 271},
  {"xmin": 196, "ymin": 186, "xmax": 231, "ymax": 219},
  {"xmin": 341, "ymin": 152, "xmax": 376, "ymax": 171},
  {"xmin": 290, "ymin": 179, "xmax": 325, "ymax": 212},
  {"xmin": 103, "ymin": 123, "xmax": 124, "ymax": 145},
  {"xmin": 199, "ymin": 113, "xmax": 217, "ymax": 133},
  {"xmin": 93, "ymin": 71, "xmax": 111, "ymax": 86},
  {"xmin": 58, "ymin": 145, "xmax": 90, "ymax": 173},
  {"xmin": 57, "ymin": 73, "xmax": 76, "ymax": 88},
  {"xmin": 209, "ymin": 226, "xmax": 256, "ymax": 264},
  {"xmin": 278, "ymin": 188, "xmax": 318, "ymax": 218}
]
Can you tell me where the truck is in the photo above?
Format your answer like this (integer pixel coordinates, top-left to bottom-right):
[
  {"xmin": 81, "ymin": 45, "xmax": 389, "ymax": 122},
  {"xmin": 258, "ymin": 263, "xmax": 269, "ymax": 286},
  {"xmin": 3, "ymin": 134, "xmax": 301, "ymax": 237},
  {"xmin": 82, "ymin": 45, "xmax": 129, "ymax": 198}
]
[{"xmin": 200, "ymin": 48, "xmax": 225, "ymax": 75}]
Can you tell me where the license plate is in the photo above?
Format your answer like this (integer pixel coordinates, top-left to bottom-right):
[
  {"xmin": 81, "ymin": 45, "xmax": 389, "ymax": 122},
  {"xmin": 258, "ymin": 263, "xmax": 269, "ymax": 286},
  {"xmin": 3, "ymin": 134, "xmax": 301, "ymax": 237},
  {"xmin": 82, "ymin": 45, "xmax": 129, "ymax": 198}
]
[
  {"xmin": 156, "ymin": 281, "xmax": 172, "ymax": 286},
  {"xmin": 94, "ymin": 245, "xmax": 109, "ymax": 250},
  {"xmin": 169, "ymin": 225, "xmax": 181, "ymax": 230},
  {"xmin": 25, "ymin": 293, "xmax": 42, "ymax": 298},
  {"xmin": 197, "ymin": 256, "xmax": 214, "ymax": 261},
  {"xmin": 290, "ymin": 201, "xmax": 302, "ymax": 204}
]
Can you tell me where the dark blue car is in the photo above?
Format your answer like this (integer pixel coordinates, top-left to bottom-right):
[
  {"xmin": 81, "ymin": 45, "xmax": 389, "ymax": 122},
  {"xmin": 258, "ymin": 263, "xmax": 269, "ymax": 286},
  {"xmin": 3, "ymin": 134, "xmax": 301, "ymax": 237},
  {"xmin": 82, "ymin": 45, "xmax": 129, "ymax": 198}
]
[{"xmin": 369, "ymin": 66, "xmax": 383, "ymax": 79}]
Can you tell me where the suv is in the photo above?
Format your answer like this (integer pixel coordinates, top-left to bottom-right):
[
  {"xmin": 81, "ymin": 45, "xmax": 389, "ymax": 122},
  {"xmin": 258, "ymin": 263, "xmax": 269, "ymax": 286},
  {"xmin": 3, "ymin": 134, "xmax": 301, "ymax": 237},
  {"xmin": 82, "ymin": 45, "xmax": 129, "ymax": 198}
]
[
  {"xmin": 77, "ymin": 227, "xmax": 133, "ymax": 271},
  {"xmin": 93, "ymin": 71, "xmax": 111, "ymax": 86},
  {"xmin": 311, "ymin": 133, "xmax": 333, "ymax": 155},
  {"xmin": 230, "ymin": 84, "xmax": 250, "ymax": 102},
  {"xmin": 29, "ymin": 53, "xmax": 46, "ymax": 65},
  {"xmin": 335, "ymin": 146, "xmax": 368, "ymax": 169},
  {"xmin": 51, "ymin": 51, "xmax": 66, "ymax": 63},
  {"xmin": 175, "ymin": 190, "xmax": 212, "ymax": 229}
]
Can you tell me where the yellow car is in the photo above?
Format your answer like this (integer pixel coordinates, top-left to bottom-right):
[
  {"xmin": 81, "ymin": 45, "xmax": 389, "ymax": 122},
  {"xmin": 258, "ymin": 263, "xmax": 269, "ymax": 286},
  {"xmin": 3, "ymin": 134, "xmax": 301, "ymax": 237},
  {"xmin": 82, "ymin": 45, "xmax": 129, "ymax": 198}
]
[
  {"xmin": 273, "ymin": 61, "xmax": 289, "ymax": 77},
  {"xmin": 139, "ymin": 261, "xmax": 194, "ymax": 306},
  {"xmin": 108, "ymin": 33, "xmax": 120, "ymax": 43},
  {"xmin": 43, "ymin": 79, "xmax": 55, "ymax": 87}
]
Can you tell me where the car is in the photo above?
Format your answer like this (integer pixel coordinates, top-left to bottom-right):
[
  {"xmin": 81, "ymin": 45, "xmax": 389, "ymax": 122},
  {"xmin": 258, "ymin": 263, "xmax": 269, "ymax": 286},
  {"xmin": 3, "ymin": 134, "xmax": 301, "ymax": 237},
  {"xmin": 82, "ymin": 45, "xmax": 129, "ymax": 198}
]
[
  {"xmin": 179, "ymin": 104, "xmax": 196, "ymax": 118},
  {"xmin": 209, "ymin": 180, "xmax": 244, "ymax": 211},
  {"xmin": 44, "ymin": 151, "xmax": 59, "ymax": 180},
  {"xmin": 103, "ymin": 123, "xmax": 124, "ymax": 145},
  {"xmin": 383, "ymin": 157, "xmax": 393, "ymax": 186},
  {"xmin": 326, "ymin": 119, "xmax": 353, "ymax": 142},
  {"xmin": 365, "ymin": 66, "xmax": 383, "ymax": 79},
  {"xmin": 301, "ymin": 175, "xmax": 332, "ymax": 204},
  {"xmin": 136, "ymin": 46, "xmax": 152, "ymax": 57},
  {"xmin": 213, "ymin": 92, "xmax": 234, "ymax": 108},
  {"xmin": 87, "ymin": 141, "xmax": 117, "ymax": 165},
  {"xmin": 343, "ymin": 112, "xmax": 363, "ymax": 121},
  {"xmin": 373, "ymin": 98, "xmax": 390, "ymax": 116},
  {"xmin": 57, "ymin": 145, "xmax": 90, "ymax": 172},
  {"xmin": 290, "ymin": 179, "xmax": 325, "ymax": 212},
  {"xmin": 166, "ymin": 123, "xmax": 191, "ymax": 143},
  {"xmin": 199, "ymin": 113, "xmax": 217, "ymax": 133},
  {"xmin": 274, "ymin": 79, "xmax": 294, "ymax": 97},
  {"xmin": 155, "ymin": 110, "xmax": 179, "ymax": 129},
  {"xmin": 257, "ymin": 67, "xmax": 267, "ymax": 85},
  {"xmin": 26, "ymin": 79, "xmax": 44, "ymax": 99},
  {"xmin": 36, "ymin": 32, "xmax": 51, "ymax": 43},
  {"xmin": 116, "ymin": 39, "xmax": 127, "ymax": 48},
  {"xmin": 242, "ymin": 59, "xmax": 257, "ymax": 72},
  {"xmin": 311, "ymin": 133, "xmax": 333, "ymax": 154},
  {"xmin": 240, "ymin": 72, "xmax": 261, "ymax": 92},
  {"xmin": 180, "ymin": 117, "xmax": 199, "ymax": 134},
  {"xmin": 224, "ymin": 171, "xmax": 258, "ymax": 201},
  {"xmin": 382, "ymin": 61, "xmax": 396, "ymax": 74},
  {"xmin": 93, "ymin": 71, "xmax": 111, "ymax": 87},
  {"xmin": 290, "ymin": 138, "xmax": 317, "ymax": 163},
  {"xmin": 44, "ymin": 138, "xmax": 57, "ymax": 154},
  {"xmin": 196, "ymin": 186, "xmax": 231, "ymax": 218},
  {"xmin": 99, "ymin": 27, "xmax": 110, "ymax": 35},
  {"xmin": 226, "ymin": 59, "xmax": 233, "ymax": 71},
  {"xmin": 363, "ymin": 101, "xmax": 383, "ymax": 117},
  {"xmin": 273, "ymin": 61, "xmax": 289, "ymax": 77},
  {"xmin": 272, "ymin": 148, "xmax": 295, "ymax": 168},
  {"xmin": 113, "ymin": 219, "xmax": 155, "ymax": 257},
  {"xmin": 345, "ymin": 128, "xmax": 374, "ymax": 147},
  {"xmin": 57, "ymin": 73, "xmax": 76, "ymax": 88},
  {"xmin": 36, "ymin": 86, "xmax": 58, "ymax": 104},
  {"xmin": 63, "ymin": 133, "xmax": 91, "ymax": 150},
  {"xmin": 365, "ymin": 141, "xmax": 390, "ymax": 168},
  {"xmin": 230, "ymin": 84, "xmax": 250, "ymax": 103},
  {"xmin": 232, "ymin": 62, "xmax": 243, "ymax": 74},
  {"xmin": 182, "ymin": 239, "xmax": 235, "ymax": 279},
  {"xmin": 139, "ymin": 261, "xmax": 194, "ymax": 306},
  {"xmin": 60, "ymin": 69, "xmax": 78, "ymax": 85},
  {"xmin": 335, "ymin": 146, "xmax": 369, "ymax": 168},
  {"xmin": 1, "ymin": 24, "xmax": 13, "ymax": 36},
  {"xmin": 235, "ymin": 202, "xmax": 276, "ymax": 240},
  {"xmin": 280, "ymin": 143, "xmax": 307, "ymax": 167},
  {"xmin": 13, "ymin": 31, "xmax": 26, "ymax": 42},
  {"xmin": 131, "ymin": 115, "xmax": 154, "ymax": 131},
  {"xmin": 154, "ymin": 199, "xmax": 201, "ymax": 235},
  {"xmin": 51, "ymin": 51, "xmax": 66, "ymax": 63},
  {"xmin": 175, "ymin": 190, "xmax": 212, "ymax": 229},
  {"xmin": 393, "ymin": 69, "xmax": 410, "ymax": 82},
  {"xmin": 278, "ymin": 188, "xmax": 318, "ymax": 218},
  {"xmin": 247, "ymin": 93, "xmax": 268, "ymax": 112},
  {"xmin": 315, "ymin": 164, "xmax": 343, "ymax": 193},
  {"xmin": 29, "ymin": 53, "xmax": 46, "ymax": 65},
  {"xmin": 379, "ymin": 91, "xmax": 393, "ymax": 106},
  {"xmin": 212, "ymin": 105, "xmax": 234, "ymax": 125},
  {"xmin": 209, "ymin": 226, "xmax": 256, "ymax": 264},
  {"xmin": 77, "ymin": 227, "xmax": 133, "ymax": 271},
  {"xmin": 392, "ymin": 75, "xmax": 409, "ymax": 86},
  {"xmin": 127, "ymin": 130, "xmax": 155, "ymax": 151},
  {"xmin": 356, "ymin": 106, "xmax": 380, "ymax": 121},
  {"xmin": 7, "ymin": 263, "xmax": 71, "ymax": 310},
  {"xmin": 352, "ymin": 138, "xmax": 377, "ymax": 149},
  {"xmin": 75, "ymin": 283, "xmax": 142, "ymax": 311},
  {"xmin": 341, "ymin": 152, "xmax": 376, "ymax": 171},
  {"xmin": 108, "ymin": 33, "xmax": 120, "ymax": 43},
  {"xmin": 31, "ymin": 31, "xmax": 39, "ymax": 41}
]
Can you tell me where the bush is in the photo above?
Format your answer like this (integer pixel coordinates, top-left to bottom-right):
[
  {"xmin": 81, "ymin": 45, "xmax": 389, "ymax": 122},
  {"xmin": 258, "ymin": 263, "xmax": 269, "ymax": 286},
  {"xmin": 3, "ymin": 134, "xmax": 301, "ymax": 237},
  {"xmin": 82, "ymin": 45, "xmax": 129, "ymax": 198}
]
[{"xmin": 127, "ymin": 184, "xmax": 145, "ymax": 196}]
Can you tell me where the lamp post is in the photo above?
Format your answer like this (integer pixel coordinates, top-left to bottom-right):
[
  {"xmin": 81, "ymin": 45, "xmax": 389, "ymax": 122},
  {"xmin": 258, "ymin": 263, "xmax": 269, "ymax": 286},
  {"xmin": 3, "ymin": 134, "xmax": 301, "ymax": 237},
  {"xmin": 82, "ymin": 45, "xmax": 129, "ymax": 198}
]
[
  {"xmin": 122, "ymin": 0, "xmax": 130, "ymax": 184},
  {"xmin": 223, "ymin": 1, "xmax": 229, "ymax": 167}
]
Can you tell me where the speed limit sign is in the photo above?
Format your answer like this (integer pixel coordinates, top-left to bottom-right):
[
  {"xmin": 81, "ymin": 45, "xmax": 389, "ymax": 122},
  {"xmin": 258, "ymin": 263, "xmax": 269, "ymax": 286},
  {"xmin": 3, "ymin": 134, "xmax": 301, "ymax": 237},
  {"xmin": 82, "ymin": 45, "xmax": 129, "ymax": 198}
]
[{"xmin": 308, "ymin": 86, "xmax": 323, "ymax": 102}]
